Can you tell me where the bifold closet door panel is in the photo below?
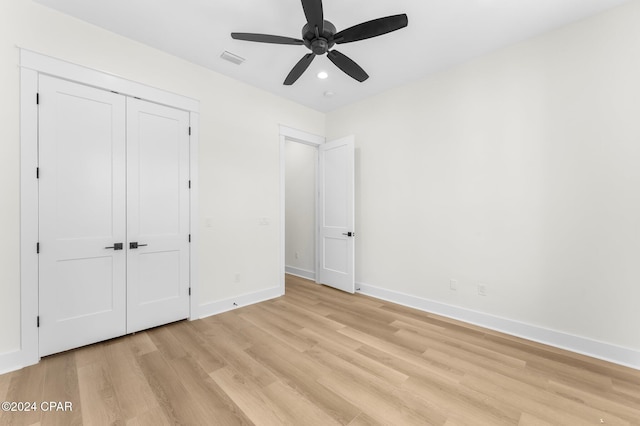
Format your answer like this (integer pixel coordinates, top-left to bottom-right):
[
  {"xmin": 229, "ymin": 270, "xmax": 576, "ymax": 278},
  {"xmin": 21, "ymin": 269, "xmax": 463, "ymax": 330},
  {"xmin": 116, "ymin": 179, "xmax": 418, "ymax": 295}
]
[
  {"xmin": 126, "ymin": 98, "xmax": 191, "ymax": 333},
  {"xmin": 38, "ymin": 75, "xmax": 127, "ymax": 357}
]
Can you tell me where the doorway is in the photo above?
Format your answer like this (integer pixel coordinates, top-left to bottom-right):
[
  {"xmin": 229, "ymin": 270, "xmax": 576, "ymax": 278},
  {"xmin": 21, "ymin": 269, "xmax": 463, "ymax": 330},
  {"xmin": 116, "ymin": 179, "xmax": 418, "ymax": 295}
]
[
  {"xmin": 37, "ymin": 75, "xmax": 191, "ymax": 357},
  {"xmin": 284, "ymin": 140, "xmax": 318, "ymax": 281},
  {"xmin": 279, "ymin": 126, "xmax": 355, "ymax": 295},
  {"xmin": 19, "ymin": 49, "xmax": 200, "ymax": 366}
]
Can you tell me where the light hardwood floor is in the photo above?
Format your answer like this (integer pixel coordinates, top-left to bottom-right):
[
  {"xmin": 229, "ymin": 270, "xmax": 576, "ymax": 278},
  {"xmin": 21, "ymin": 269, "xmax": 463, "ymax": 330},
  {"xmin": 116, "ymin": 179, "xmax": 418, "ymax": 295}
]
[{"xmin": 1, "ymin": 274, "xmax": 639, "ymax": 425}]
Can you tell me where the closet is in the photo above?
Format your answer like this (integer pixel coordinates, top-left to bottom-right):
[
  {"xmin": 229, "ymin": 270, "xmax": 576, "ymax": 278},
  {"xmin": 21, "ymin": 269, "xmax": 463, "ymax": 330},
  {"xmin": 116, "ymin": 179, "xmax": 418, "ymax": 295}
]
[{"xmin": 37, "ymin": 75, "xmax": 191, "ymax": 356}]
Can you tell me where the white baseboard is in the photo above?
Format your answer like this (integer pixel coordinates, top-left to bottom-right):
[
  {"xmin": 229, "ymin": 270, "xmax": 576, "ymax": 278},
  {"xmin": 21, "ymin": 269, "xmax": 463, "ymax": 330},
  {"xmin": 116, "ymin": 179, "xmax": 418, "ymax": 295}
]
[
  {"xmin": 285, "ymin": 266, "xmax": 316, "ymax": 281},
  {"xmin": 356, "ymin": 282, "xmax": 640, "ymax": 371},
  {"xmin": 198, "ymin": 286, "xmax": 283, "ymax": 319},
  {"xmin": 6, "ymin": 283, "xmax": 636, "ymax": 373},
  {"xmin": 0, "ymin": 348, "xmax": 25, "ymax": 375},
  {"xmin": 1, "ymin": 286, "xmax": 282, "ymax": 375}
]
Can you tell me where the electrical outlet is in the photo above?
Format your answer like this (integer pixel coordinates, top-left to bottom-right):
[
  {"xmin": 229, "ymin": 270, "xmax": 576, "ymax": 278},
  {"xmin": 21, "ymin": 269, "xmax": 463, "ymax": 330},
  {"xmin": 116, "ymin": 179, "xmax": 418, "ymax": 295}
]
[
  {"xmin": 450, "ymin": 279, "xmax": 457, "ymax": 291},
  {"xmin": 478, "ymin": 283, "xmax": 487, "ymax": 296},
  {"xmin": 234, "ymin": 273, "xmax": 241, "ymax": 283},
  {"xmin": 295, "ymin": 251, "xmax": 299, "ymax": 259}
]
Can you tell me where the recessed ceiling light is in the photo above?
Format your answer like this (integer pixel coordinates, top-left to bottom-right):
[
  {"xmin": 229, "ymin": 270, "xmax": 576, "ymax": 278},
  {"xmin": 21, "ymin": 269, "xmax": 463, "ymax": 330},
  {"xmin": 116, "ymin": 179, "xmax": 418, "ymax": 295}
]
[
  {"xmin": 317, "ymin": 71, "xmax": 328, "ymax": 80},
  {"xmin": 324, "ymin": 91, "xmax": 335, "ymax": 97}
]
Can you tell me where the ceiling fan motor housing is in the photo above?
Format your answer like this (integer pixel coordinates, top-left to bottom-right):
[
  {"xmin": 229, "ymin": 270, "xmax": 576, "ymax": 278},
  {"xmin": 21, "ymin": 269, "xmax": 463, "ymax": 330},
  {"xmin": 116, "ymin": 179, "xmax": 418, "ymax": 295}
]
[{"xmin": 302, "ymin": 20, "xmax": 336, "ymax": 55}]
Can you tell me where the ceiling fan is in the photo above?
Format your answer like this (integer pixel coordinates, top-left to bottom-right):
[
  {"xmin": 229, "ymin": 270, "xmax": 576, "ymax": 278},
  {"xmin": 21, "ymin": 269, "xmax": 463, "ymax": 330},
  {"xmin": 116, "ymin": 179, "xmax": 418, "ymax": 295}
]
[{"xmin": 231, "ymin": 0, "xmax": 408, "ymax": 85}]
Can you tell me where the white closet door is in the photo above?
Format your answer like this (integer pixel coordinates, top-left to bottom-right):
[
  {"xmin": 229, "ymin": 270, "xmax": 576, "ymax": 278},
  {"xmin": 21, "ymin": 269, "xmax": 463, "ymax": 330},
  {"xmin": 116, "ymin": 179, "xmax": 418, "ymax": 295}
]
[
  {"xmin": 38, "ymin": 75, "xmax": 127, "ymax": 357},
  {"xmin": 126, "ymin": 98, "xmax": 191, "ymax": 333}
]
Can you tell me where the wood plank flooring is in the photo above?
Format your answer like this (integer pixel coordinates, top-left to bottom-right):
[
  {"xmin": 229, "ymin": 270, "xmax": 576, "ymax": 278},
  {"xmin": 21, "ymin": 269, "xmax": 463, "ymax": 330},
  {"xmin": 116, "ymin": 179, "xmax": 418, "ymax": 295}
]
[{"xmin": 2, "ymin": 274, "xmax": 639, "ymax": 425}]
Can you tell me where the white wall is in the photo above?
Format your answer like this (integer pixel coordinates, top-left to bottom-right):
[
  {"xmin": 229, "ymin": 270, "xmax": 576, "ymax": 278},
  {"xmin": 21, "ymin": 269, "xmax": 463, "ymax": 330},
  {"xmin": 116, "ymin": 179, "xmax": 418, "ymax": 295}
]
[
  {"xmin": 326, "ymin": 1, "xmax": 640, "ymax": 354},
  {"xmin": 285, "ymin": 141, "xmax": 317, "ymax": 277},
  {"xmin": 0, "ymin": 0, "xmax": 324, "ymax": 357}
]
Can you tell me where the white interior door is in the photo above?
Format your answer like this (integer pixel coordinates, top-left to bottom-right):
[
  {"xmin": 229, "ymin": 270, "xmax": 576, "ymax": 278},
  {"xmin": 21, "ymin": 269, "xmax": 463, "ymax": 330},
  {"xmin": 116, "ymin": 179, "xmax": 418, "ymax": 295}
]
[
  {"xmin": 126, "ymin": 98, "xmax": 191, "ymax": 333},
  {"xmin": 318, "ymin": 136, "xmax": 355, "ymax": 293},
  {"xmin": 38, "ymin": 75, "xmax": 127, "ymax": 356}
]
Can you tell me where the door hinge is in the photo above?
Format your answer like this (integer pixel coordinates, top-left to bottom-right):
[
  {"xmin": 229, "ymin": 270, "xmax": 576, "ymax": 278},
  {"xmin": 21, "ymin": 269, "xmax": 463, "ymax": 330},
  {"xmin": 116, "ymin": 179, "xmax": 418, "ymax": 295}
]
[
  {"xmin": 36, "ymin": 93, "xmax": 39, "ymax": 105},
  {"xmin": 37, "ymin": 316, "xmax": 40, "ymax": 327},
  {"xmin": 188, "ymin": 127, "xmax": 191, "ymax": 136},
  {"xmin": 36, "ymin": 242, "xmax": 40, "ymax": 254},
  {"xmin": 188, "ymin": 234, "xmax": 191, "ymax": 243},
  {"xmin": 188, "ymin": 180, "xmax": 191, "ymax": 189},
  {"xmin": 36, "ymin": 167, "xmax": 39, "ymax": 179},
  {"xmin": 188, "ymin": 287, "xmax": 191, "ymax": 296}
]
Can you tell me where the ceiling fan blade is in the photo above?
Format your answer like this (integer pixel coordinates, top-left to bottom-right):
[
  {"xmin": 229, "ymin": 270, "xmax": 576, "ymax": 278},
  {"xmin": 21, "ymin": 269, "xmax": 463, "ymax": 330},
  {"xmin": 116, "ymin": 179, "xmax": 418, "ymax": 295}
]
[
  {"xmin": 284, "ymin": 53, "xmax": 315, "ymax": 85},
  {"xmin": 333, "ymin": 14, "xmax": 408, "ymax": 44},
  {"xmin": 231, "ymin": 33, "xmax": 304, "ymax": 45},
  {"xmin": 327, "ymin": 50, "xmax": 369, "ymax": 82},
  {"xmin": 301, "ymin": 0, "xmax": 324, "ymax": 34}
]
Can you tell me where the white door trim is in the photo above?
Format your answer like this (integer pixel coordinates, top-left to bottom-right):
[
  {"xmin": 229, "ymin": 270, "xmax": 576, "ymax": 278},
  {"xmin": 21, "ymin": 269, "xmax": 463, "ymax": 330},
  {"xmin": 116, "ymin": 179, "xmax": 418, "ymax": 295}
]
[
  {"xmin": 279, "ymin": 125, "xmax": 325, "ymax": 295},
  {"xmin": 19, "ymin": 48, "xmax": 199, "ymax": 112},
  {"xmin": 18, "ymin": 49, "xmax": 200, "ymax": 370},
  {"xmin": 19, "ymin": 66, "xmax": 39, "ymax": 370}
]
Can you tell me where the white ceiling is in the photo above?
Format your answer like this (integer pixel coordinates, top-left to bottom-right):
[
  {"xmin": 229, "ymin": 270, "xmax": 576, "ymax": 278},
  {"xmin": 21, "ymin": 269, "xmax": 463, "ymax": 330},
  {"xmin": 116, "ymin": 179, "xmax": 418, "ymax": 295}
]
[{"xmin": 33, "ymin": 0, "xmax": 630, "ymax": 112}]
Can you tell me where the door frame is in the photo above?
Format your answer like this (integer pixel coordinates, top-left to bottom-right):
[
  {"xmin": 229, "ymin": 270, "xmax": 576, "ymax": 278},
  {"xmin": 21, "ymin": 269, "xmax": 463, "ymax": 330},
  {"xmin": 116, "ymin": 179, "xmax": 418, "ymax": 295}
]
[
  {"xmin": 279, "ymin": 125, "xmax": 325, "ymax": 294},
  {"xmin": 19, "ymin": 48, "xmax": 200, "ymax": 368}
]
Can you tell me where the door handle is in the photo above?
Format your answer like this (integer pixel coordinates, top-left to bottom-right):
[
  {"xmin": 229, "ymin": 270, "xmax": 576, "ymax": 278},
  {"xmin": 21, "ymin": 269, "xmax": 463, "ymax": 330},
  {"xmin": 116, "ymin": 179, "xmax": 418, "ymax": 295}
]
[
  {"xmin": 129, "ymin": 242, "xmax": 148, "ymax": 249},
  {"xmin": 342, "ymin": 232, "xmax": 355, "ymax": 237},
  {"xmin": 105, "ymin": 243, "xmax": 123, "ymax": 250}
]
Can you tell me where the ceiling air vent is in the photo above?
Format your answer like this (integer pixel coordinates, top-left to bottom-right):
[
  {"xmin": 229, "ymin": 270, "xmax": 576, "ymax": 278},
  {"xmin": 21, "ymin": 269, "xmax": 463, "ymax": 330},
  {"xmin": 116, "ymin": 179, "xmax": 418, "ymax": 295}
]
[{"xmin": 220, "ymin": 51, "xmax": 245, "ymax": 65}]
